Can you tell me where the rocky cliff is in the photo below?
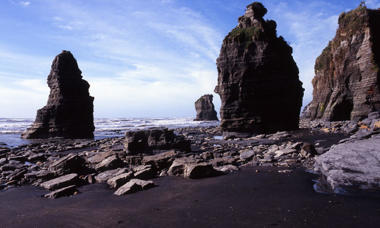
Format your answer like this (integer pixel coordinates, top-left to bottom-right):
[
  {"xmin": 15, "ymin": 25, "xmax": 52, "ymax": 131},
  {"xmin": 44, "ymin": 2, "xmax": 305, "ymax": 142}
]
[
  {"xmin": 194, "ymin": 94, "xmax": 218, "ymax": 121},
  {"xmin": 303, "ymin": 5, "xmax": 380, "ymax": 121},
  {"xmin": 22, "ymin": 51, "xmax": 95, "ymax": 139},
  {"xmin": 215, "ymin": 2, "xmax": 304, "ymax": 136}
]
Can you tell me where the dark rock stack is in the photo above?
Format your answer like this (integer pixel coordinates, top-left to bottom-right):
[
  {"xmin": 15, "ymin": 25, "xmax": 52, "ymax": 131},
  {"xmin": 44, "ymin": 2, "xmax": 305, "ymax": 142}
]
[
  {"xmin": 303, "ymin": 5, "xmax": 380, "ymax": 121},
  {"xmin": 22, "ymin": 51, "xmax": 95, "ymax": 139},
  {"xmin": 194, "ymin": 94, "xmax": 218, "ymax": 121},
  {"xmin": 215, "ymin": 2, "xmax": 304, "ymax": 136}
]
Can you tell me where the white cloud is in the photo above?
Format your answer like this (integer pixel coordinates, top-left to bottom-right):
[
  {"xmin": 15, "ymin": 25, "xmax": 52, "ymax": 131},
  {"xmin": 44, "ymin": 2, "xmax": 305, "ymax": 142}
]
[
  {"xmin": 0, "ymin": 0, "xmax": 354, "ymax": 117},
  {"xmin": 19, "ymin": 1, "xmax": 31, "ymax": 7},
  {"xmin": 269, "ymin": 2, "xmax": 339, "ymax": 107},
  {"xmin": 36, "ymin": 0, "xmax": 222, "ymax": 117},
  {"xmin": 366, "ymin": 0, "xmax": 380, "ymax": 8}
]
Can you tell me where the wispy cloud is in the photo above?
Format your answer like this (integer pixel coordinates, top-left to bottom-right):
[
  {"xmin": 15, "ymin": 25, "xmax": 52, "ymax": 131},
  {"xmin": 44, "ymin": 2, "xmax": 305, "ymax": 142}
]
[
  {"xmin": 1, "ymin": 0, "xmax": 222, "ymax": 117},
  {"xmin": 0, "ymin": 0, "xmax": 366, "ymax": 117},
  {"xmin": 268, "ymin": 1, "xmax": 339, "ymax": 106},
  {"xmin": 367, "ymin": 0, "xmax": 380, "ymax": 8},
  {"xmin": 19, "ymin": 1, "xmax": 31, "ymax": 7}
]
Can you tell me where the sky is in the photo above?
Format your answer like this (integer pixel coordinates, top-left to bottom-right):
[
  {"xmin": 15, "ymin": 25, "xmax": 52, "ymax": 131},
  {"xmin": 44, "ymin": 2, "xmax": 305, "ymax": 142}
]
[{"xmin": 0, "ymin": 0, "xmax": 380, "ymax": 118}]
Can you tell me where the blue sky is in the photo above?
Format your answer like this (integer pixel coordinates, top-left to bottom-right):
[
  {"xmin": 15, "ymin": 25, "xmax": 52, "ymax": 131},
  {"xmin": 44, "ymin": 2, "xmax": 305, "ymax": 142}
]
[{"xmin": 0, "ymin": 0, "xmax": 379, "ymax": 118}]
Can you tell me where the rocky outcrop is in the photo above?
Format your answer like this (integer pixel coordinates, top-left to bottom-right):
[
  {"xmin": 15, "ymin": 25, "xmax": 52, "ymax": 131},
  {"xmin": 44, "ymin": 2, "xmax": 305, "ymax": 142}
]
[
  {"xmin": 215, "ymin": 2, "xmax": 304, "ymax": 136},
  {"xmin": 304, "ymin": 5, "xmax": 380, "ymax": 121},
  {"xmin": 314, "ymin": 134, "xmax": 380, "ymax": 194},
  {"xmin": 194, "ymin": 94, "xmax": 218, "ymax": 121},
  {"xmin": 22, "ymin": 50, "xmax": 94, "ymax": 139},
  {"xmin": 124, "ymin": 128, "xmax": 190, "ymax": 155}
]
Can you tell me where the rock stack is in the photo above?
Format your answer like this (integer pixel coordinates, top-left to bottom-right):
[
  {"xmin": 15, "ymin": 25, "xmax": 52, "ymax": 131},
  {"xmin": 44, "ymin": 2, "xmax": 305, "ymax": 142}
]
[
  {"xmin": 22, "ymin": 51, "xmax": 95, "ymax": 139},
  {"xmin": 215, "ymin": 2, "xmax": 304, "ymax": 137},
  {"xmin": 303, "ymin": 5, "xmax": 380, "ymax": 121},
  {"xmin": 194, "ymin": 94, "xmax": 218, "ymax": 121}
]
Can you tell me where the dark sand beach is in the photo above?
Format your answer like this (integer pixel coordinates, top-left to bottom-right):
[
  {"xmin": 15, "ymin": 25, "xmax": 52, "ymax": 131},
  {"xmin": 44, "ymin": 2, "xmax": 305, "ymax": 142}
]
[{"xmin": 1, "ymin": 166, "xmax": 379, "ymax": 228}]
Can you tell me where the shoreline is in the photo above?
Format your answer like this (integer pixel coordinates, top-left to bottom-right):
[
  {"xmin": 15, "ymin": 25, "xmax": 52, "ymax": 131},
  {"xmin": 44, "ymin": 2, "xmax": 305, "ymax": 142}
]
[
  {"xmin": 1, "ymin": 121, "xmax": 379, "ymax": 227},
  {"xmin": 1, "ymin": 166, "xmax": 380, "ymax": 228}
]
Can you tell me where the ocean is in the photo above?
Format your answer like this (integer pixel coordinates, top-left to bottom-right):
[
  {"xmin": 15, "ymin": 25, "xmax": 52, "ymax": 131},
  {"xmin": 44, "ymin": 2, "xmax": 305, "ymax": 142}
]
[{"xmin": 0, "ymin": 118, "xmax": 219, "ymax": 147}]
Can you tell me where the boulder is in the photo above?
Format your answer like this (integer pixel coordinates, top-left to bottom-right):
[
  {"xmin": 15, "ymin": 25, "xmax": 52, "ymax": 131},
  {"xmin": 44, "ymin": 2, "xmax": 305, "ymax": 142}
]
[
  {"xmin": 194, "ymin": 94, "xmax": 218, "ymax": 121},
  {"xmin": 133, "ymin": 165, "xmax": 155, "ymax": 180},
  {"xmin": 314, "ymin": 135, "xmax": 380, "ymax": 193},
  {"xmin": 114, "ymin": 179, "xmax": 154, "ymax": 196},
  {"xmin": 142, "ymin": 150, "xmax": 177, "ymax": 170},
  {"xmin": 184, "ymin": 163, "xmax": 222, "ymax": 179},
  {"xmin": 86, "ymin": 151, "xmax": 115, "ymax": 164},
  {"xmin": 167, "ymin": 157, "xmax": 198, "ymax": 176},
  {"xmin": 215, "ymin": 165, "xmax": 239, "ymax": 173},
  {"xmin": 215, "ymin": 2, "xmax": 304, "ymax": 136},
  {"xmin": 273, "ymin": 149, "xmax": 297, "ymax": 159},
  {"xmin": 95, "ymin": 168, "xmax": 127, "ymax": 183},
  {"xmin": 107, "ymin": 172, "xmax": 134, "ymax": 189},
  {"xmin": 40, "ymin": 173, "xmax": 79, "ymax": 191},
  {"xmin": 7, "ymin": 169, "xmax": 27, "ymax": 181},
  {"xmin": 239, "ymin": 150, "xmax": 256, "ymax": 161},
  {"xmin": 48, "ymin": 153, "xmax": 85, "ymax": 175},
  {"xmin": 94, "ymin": 155, "xmax": 123, "ymax": 171},
  {"xmin": 124, "ymin": 128, "xmax": 190, "ymax": 154},
  {"xmin": 22, "ymin": 50, "xmax": 95, "ymax": 139},
  {"xmin": 168, "ymin": 158, "xmax": 222, "ymax": 179},
  {"xmin": 303, "ymin": 5, "xmax": 380, "ymax": 121},
  {"xmin": 44, "ymin": 185, "xmax": 78, "ymax": 199}
]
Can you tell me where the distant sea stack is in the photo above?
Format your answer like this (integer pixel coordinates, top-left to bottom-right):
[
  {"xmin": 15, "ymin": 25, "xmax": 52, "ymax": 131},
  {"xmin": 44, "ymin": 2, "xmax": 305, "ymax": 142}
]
[
  {"xmin": 194, "ymin": 94, "xmax": 218, "ymax": 121},
  {"xmin": 303, "ymin": 5, "xmax": 380, "ymax": 121},
  {"xmin": 215, "ymin": 2, "xmax": 304, "ymax": 136},
  {"xmin": 22, "ymin": 51, "xmax": 95, "ymax": 139}
]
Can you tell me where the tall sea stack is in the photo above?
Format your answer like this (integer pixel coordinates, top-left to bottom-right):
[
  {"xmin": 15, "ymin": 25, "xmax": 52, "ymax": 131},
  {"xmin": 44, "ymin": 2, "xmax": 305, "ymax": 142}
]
[
  {"xmin": 22, "ymin": 51, "xmax": 95, "ymax": 139},
  {"xmin": 194, "ymin": 94, "xmax": 218, "ymax": 121},
  {"xmin": 303, "ymin": 5, "xmax": 380, "ymax": 121},
  {"xmin": 215, "ymin": 2, "xmax": 304, "ymax": 136}
]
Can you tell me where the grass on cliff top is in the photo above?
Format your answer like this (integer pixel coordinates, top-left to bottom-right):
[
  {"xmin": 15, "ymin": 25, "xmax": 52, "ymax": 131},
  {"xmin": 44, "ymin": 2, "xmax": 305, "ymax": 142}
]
[
  {"xmin": 315, "ymin": 5, "xmax": 368, "ymax": 72},
  {"xmin": 338, "ymin": 5, "xmax": 368, "ymax": 38},
  {"xmin": 227, "ymin": 26, "xmax": 263, "ymax": 48}
]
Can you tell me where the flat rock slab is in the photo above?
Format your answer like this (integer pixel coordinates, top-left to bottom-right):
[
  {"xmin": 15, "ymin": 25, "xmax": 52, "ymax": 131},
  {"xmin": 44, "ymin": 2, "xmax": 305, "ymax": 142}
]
[
  {"xmin": 107, "ymin": 172, "xmax": 133, "ymax": 189},
  {"xmin": 87, "ymin": 151, "xmax": 115, "ymax": 164},
  {"xmin": 49, "ymin": 153, "xmax": 85, "ymax": 175},
  {"xmin": 142, "ymin": 150, "xmax": 177, "ymax": 170},
  {"xmin": 94, "ymin": 155, "xmax": 123, "ymax": 171},
  {"xmin": 40, "ymin": 173, "xmax": 79, "ymax": 191},
  {"xmin": 44, "ymin": 185, "xmax": 78, "ymax": 199},
  {"xmin": 114, "ymin": 179, "xmax": 154, "ymax": 196},
  {"xmin": 184, "ymin": 163, "xmax": 223, "ymax": 179},
  {"xmin": 133, "ymin": 165, "xmax": 155, "ymax": 180},
  {"xmin": 239, "ymin": 150, "xmax": 255, "ymax": 161},
  {"xmin": 95, "ymin": 168, "xmax": 127, "ymax": 183},
  {"xmin": 315, "ymin": 135, "xmax": 380, "ymax": 193},
  {"xmin": 274, "ymin": 149, "xmax": 297, "ymax": 158}
]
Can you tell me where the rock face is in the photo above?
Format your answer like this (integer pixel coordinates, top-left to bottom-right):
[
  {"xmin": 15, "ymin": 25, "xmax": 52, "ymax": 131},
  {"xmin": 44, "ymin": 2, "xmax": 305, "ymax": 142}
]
[
  {"xmin": 194, "ymin": 94, "xmax": 218, "ymax": 121},
  {"xmin": 314, "ymin": 134, "xmax": 380, "ymax": 193},
  {"xmin": 22, "ymin": 51, "xmax": 94, "ymax": 139},
  {"xmin": 303, "ymin": 6, "xmax": 380, "ymax": 121},
  {"xmin": 215, "ymin": 2, "xmax": 304, "ymax": 135}
]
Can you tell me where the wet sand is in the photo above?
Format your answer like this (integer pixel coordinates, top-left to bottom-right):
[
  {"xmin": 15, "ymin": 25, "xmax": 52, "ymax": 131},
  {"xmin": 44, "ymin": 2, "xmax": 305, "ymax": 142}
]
[{"xmin": 1, "ymin": 167, "xmax": 379, "ymax": 228}]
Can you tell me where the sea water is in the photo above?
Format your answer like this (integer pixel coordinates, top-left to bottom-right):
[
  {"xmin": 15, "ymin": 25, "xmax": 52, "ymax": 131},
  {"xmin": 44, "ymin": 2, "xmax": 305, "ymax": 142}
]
[{"xmin": 0, "ymin": 118, "xmax": 219, "ymax": 147}]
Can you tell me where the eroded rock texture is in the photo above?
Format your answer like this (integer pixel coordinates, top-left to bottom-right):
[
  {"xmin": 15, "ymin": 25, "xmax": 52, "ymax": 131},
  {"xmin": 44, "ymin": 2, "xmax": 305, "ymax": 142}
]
[
  {"xmin": 194, "ymin": 94, "xmax": 218, "ymax": 121},
  {"xmin": 22, "ymin": 51, "xmax": 94, "ymax": 139},
  {"xmin": 314, "ymin": 134, "xmax": 380, "ymax": 193},
  {"xmin": 215, "ymin": 2, "xmax": 304, "ymax": 136},
  {"xmin": 304, "ymin": 6, "xmax": 380, "ymax": 121}
]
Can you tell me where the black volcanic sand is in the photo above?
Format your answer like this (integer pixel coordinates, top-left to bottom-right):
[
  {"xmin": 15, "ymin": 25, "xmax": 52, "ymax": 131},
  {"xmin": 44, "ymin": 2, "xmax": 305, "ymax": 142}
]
[{"xmin": 1, "ymin": 167, "xmax": 380, "ymax": 228}]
